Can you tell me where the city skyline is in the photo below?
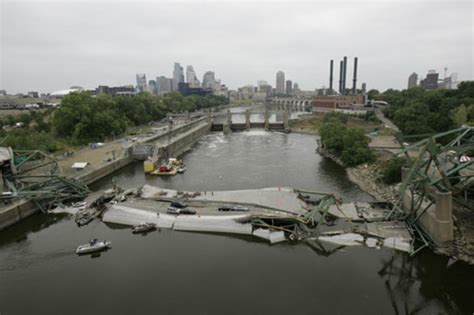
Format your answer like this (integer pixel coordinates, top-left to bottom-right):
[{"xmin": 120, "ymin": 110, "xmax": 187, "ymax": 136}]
[{"xmin": 1, "ymin": 1, "xmax": 472, "ymax": 94}]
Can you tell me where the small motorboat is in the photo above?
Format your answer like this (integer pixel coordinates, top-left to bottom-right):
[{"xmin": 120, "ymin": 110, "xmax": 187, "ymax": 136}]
[
  {"xmin": 177, "ymin": 166, "xmax": 187, "ymax": 173},
  {"xmin": 132, "ymin": 223, "xmax": 156, "ymax": 234},
  {"xmin": 75, "ymin": 239, "xmax": 111, "ymax": 255}
]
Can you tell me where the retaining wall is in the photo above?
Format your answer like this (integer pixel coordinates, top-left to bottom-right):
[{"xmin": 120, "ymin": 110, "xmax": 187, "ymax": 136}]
[{"xmin": 0, "ymin": 118, "xmax": 212, "ymax": 231}]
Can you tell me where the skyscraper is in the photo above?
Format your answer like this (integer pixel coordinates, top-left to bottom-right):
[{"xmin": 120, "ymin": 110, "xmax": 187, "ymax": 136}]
[
  {"xmin": 202, "ymin": 71, "xmax": 215, "ymax": 89},
  {"xmin": 276, "ymin": 71, "xmax": 285, "ymax": 95},
  {"xmin": 186, "ymin": 65, "xmax": 200, "ymax": 87},
  {"xmin": 173, "ymin": 63, "xmax": 185, "ymax": 91},
  {"xmin": 420, "ymin": 70, "xmax": 439, "ymax": 90},
  {"xmin": 285, "ymin": 80, "xmax": 293, "ymax": 95},
  {"xmin": 408, "ymin": 72, "xmax": 418, "ymax": 89},
  {"xmin": 136, "ymin": 73, "xmax": 147, "ymax": 92},
  {"xmin": 156, "ymin": 76, "xmax": 173, "ymax": 93},
  {"xmin": 293, "ymin": 82, "xmax": 300, "ymax": 93},
  {"xmin": 148, "ymin": 80, "xmax": 157, "ymax": 94}
]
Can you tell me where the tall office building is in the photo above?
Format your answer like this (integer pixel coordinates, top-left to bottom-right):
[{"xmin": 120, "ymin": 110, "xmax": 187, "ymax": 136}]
[
  {"xmin": 420, "ymin": 70, "xmax": 439, "ymax": 90},
  {"xmin": 407, "ymin": 72, "xmax": 418, "ymax": 89},
  {"xmin": 156, "ymin": 76, "xmax": 173, "ymax": 93},
  {"xmin": 257, "ymin": 80, "xmax": 268, "ymax": 90},
  {"xmin": 276, "ymin": 71, "xmax": 285, "ymax": 94},
  {"xmin": 136, "ymin": 73, "xmax": 147, "ymax": 92},
  {"xmin": 293, "ymin": 82, "xmax": 300, "ymax": 94},
  {"xmin": 186, "ymin": 65, "xmax": 200, "ymax": 87},
  {"xmin": 173, "ymin": 63, "xmax": 185, "ymax": 91},
  {"xmin": 148, "ymin": 80, "xmax": 157, "ymax": 94},
  {"xmin": 202, "ymin": 71, "xmax": 216, "ymax": 89},
  {"xmin": 285, "ymin": 80, "xmax": 293, "ymax": 95}
]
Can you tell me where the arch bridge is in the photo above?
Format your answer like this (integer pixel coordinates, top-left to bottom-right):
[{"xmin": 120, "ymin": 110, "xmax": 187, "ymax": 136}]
[{"xmin": 266, "ymin": 98, "xmax": 313, "ymax": 112}]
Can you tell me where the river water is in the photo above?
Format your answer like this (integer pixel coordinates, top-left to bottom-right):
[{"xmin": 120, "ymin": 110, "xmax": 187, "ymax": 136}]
[{"xmin": 1, "ymin": 131, "xmax": 473, "ymax": 314}]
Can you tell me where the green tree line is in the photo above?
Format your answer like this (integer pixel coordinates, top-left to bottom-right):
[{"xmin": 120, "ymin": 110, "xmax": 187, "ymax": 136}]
[
  {"xmin": 0, "ymin": 91, "xmax": 228, "ymax": 151},
  {"xmin": 368, "ymin": 81, "xmax": 474, "ymax": 135}
]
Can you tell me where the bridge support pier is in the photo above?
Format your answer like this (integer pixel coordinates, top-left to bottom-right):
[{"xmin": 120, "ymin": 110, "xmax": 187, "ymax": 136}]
[
  {"xmin": 264, "ymin": 110, "xmax": 270, "ymax": 130},
  {"xmin": 245, "ymin": 109, "xmax": 250, "ymax": 131},
  {"xmin": 283, "ymin": 110, "xmax": 289, "ymax": 132},
  {"xmin": 224, "ymin": 110, "xmax": 232, "ymax": 135}
]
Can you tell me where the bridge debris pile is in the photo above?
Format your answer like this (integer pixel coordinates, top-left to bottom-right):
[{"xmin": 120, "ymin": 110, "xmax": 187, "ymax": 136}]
[
  {"xmin": 99, "ymin": 185, "xmax": 414, "ymax": 253},
  {"xmin": 388, "ymin": 126, "xmax": 474, "ymax": 262},
  {"xmin": 0, "ymin": 148, "xmax": 89, "ymax": 212}
]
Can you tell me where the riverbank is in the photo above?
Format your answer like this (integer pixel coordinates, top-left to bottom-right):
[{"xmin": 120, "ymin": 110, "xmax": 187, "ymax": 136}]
[
  {"xmin": 317, "ymin": 145, "xmax": 397, "ymax": 203},
  {"xmin": 346, "ymin": 162, "xmax": 398, "ymax": 203}
]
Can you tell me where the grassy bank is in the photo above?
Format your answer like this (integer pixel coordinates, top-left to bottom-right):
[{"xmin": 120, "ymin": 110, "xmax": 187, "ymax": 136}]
[{"xmin": 290, "ymin": 111, "xmax": 387, "ymax": 134}]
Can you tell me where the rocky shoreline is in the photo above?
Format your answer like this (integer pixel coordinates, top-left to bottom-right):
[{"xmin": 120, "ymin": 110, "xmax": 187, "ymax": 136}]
[{"xmin": 317, "ymin": 146, "xmax": 397, "ymax": 203}]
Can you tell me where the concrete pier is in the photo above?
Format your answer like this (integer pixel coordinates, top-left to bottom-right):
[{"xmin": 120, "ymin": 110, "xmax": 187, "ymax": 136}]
[
  {"xmin": 245, "ymin": 109, "xmax": 251, "ymax": 130},
  {"xmin": 264, "ymin": 110, "xmax": 270, "ymax": 130},
  {"xmin": 401, "ymin": 166, "xmax": 454, "ymax": 244}
]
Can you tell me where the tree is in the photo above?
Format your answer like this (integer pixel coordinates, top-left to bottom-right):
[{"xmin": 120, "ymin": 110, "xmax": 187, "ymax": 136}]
[
  {"xmin": 323, "ymin": 111, "xmax": 348, "ymax": 124},
  {"xmin": 367, "ymin": 89, "xmax": 380, "ymax": 100},
  {"xmin": 451, "ymin": 104, "xmax": 468, "ymax": 127},
  {"xmin": 320, "ymin": 114, "xmax": 375, "ymax": 166},
  {"xmin": 393, "ymin": 102, "xmax": 433, "ymax": 135},
  {"xmin": 382, "ymin": 157, "xmax": 406, "ymax": 184}
]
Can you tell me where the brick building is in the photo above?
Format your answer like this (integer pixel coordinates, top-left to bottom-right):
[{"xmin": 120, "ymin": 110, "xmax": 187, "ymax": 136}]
[{"xmin": 313, "ymin": 95, "xmax": 365, "ymax": 109}]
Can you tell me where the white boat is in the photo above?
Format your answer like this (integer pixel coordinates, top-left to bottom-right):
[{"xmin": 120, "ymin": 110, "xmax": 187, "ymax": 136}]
[
  {"xmin": 177, "ymin": 166, "xmax": 187, "ymax": 173},
  {"xmin": 75, "ymin": 239, "xmax": 111, "ymax": 255}
]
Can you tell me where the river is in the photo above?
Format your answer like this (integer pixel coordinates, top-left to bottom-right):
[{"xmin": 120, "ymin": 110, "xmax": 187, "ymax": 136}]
[{"xmin": 1, "ymin": 131, "xmax": 472, "ymax": 314}]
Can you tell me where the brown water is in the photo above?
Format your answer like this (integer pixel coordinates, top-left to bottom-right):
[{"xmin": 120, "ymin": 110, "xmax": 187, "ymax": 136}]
[{"xmin": 1, "ymin": 131, "xmax": 473, "ymax": 314}]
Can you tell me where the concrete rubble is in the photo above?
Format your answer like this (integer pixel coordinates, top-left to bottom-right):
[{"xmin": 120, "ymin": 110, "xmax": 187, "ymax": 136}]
[{"xmin": 98, "ymin": 185, "xmax": 414, "ymax": 253}]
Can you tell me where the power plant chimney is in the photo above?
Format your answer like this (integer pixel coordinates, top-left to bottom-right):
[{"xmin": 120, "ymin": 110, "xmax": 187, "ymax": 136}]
[
  {"xmin": 329, "ymin": 60, "xmax": 334, "ymax": 93},
  {"xmin": 342, "ymin": 56, "xmax": 347, "ymax": 95},
  {"xmin": 352, "ymin": 57, "xmax": 358, "ymax": 94},
  {"xmin": 339, "ymin": 60, "xmax": 343, "ymax": 93}
]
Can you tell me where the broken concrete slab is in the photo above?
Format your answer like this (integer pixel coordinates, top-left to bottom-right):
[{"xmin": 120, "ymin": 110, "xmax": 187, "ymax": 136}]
[
  {"xmin": 103, "ymin": 204, "xmax": 174, "ymax": 228},
  {"xmin": 317, "ymin": 233, "xmax": 364, "ymax": 246},
  {"xmin": 253, "ymin": 228, "xmax": 271, "ymax": 241},
  {"xmin": 172, "ymin": 215, "xmax": 252, "ymax": 235},
  {"xmin": 383, "ymin": 237, "xmax": 412, "ymax": 253},
  {"xmin": 327, "ymin": 203, "xmax": 360, "ymax": 221},
  {"xmin": 363, "ymin": 221, "xmax": 412, "ymax": 241},
  {"xmin": 269, "ymin": 231, "xmax": 286, "ymax": 244}
]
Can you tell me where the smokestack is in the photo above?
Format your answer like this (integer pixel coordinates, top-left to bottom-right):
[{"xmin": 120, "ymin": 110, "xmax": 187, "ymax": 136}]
[
  {"xmin": 342, "ymin": 56, "xmax": 347, "ymax": 95},
  {"xmin": 352, "ymin": 57, "xmax": 358, "ymax": 94},
  {"xmin": 329, "ymin": 60, "xmax": 334, "ymax": 92},
  {"xmin": 339, "ymin": 60, "xmax": 343, "ymax": 93}
]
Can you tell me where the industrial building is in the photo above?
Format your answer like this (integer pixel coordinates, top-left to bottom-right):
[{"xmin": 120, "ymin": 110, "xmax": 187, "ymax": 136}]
[
  {"xmin": 315, "ymin": 56, "xmax": 364, "ymax": 110},
  {"xmin": 313, "ymin": 95, "xmax": 365, "ymax": 110}
]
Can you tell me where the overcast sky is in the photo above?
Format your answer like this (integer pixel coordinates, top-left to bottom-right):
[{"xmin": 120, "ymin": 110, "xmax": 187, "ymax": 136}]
[{"xmin": 1, "ymin": 1, "xmax": 472, "ymax": 94}]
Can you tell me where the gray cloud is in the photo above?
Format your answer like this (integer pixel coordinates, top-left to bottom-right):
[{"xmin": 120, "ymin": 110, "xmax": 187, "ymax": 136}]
[{"xmin": 1, "ymin": 1, "xmax": 472, "ymax": 94}]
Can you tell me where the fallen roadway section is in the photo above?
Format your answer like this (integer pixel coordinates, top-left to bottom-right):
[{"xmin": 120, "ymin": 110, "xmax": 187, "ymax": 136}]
[{"xmin": 99, "ymin": 185, "xmax": 414, "ymax": 251}]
